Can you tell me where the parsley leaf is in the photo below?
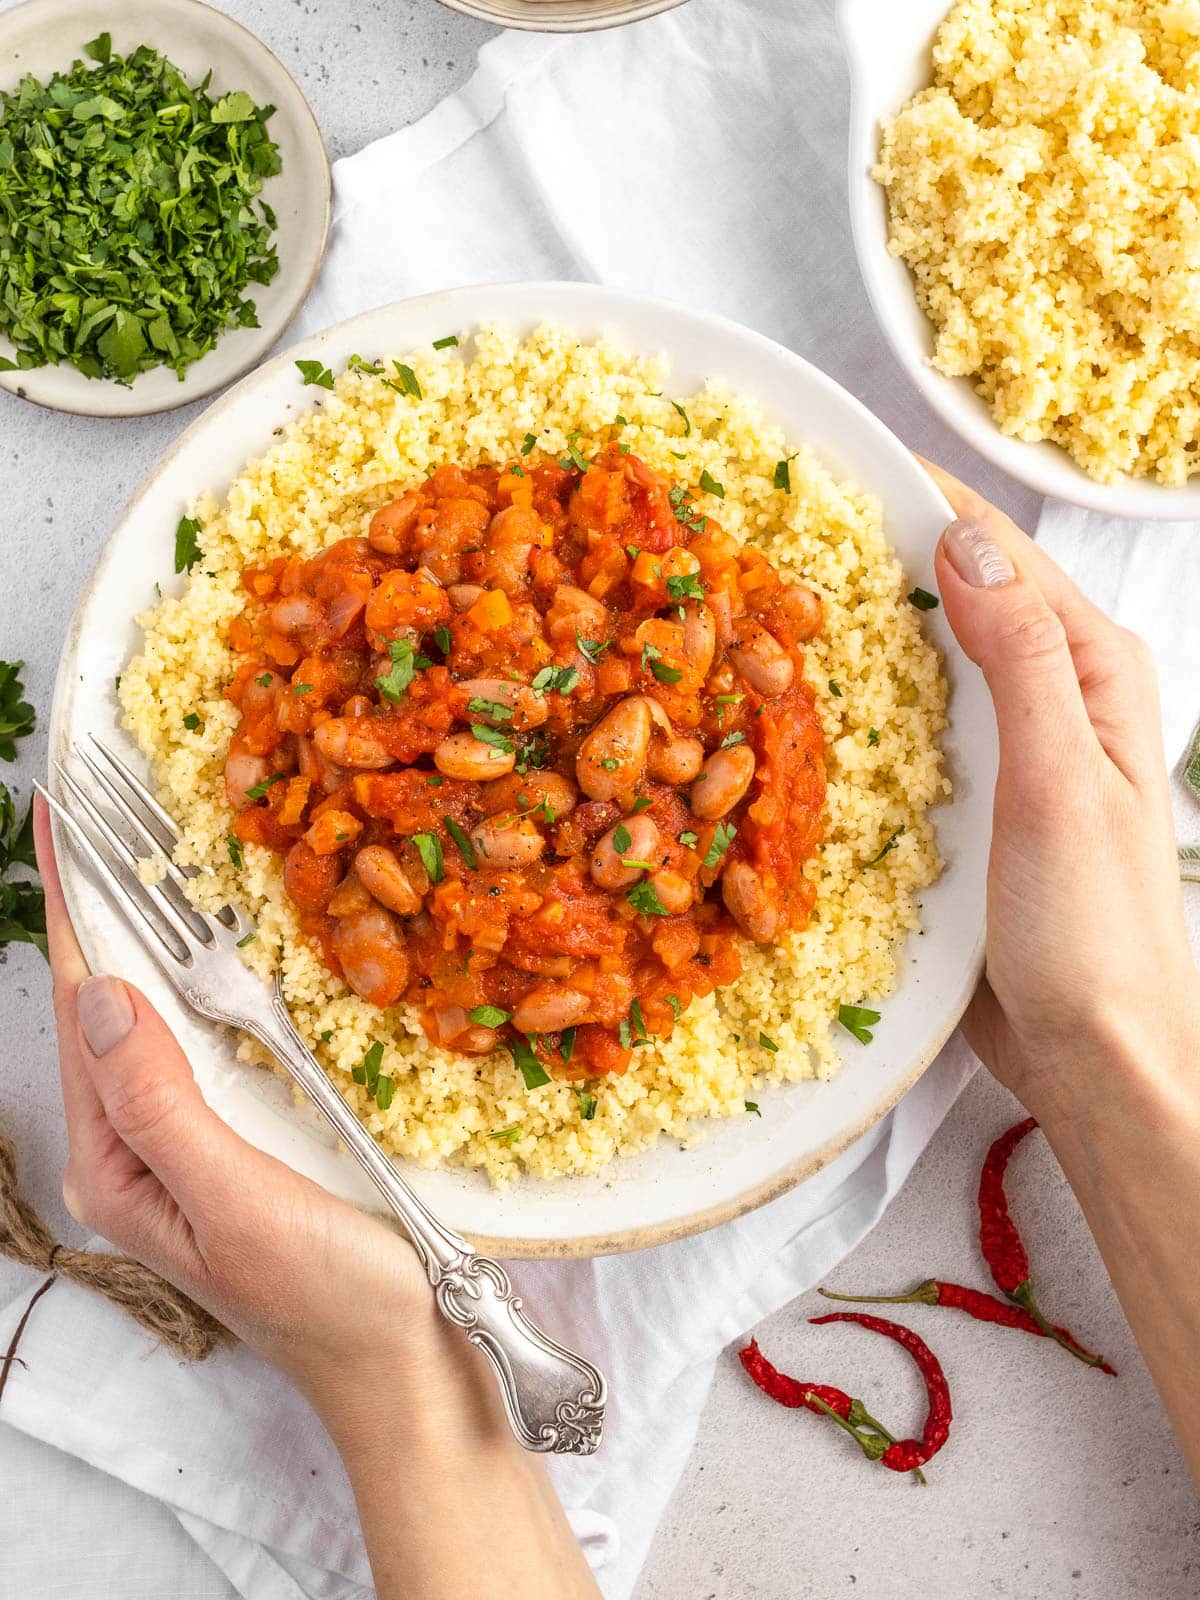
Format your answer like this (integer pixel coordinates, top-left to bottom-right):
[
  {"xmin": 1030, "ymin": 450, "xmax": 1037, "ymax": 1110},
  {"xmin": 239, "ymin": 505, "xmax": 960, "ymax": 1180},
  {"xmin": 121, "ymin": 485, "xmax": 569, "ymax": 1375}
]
[
  {"xmin": 560, "ymin": 1028, "xmax": 577, "ymax": 1065},
  {"xmin": 470, "ymin": 1004, "xmax": 511, "ymax": 1028},
  {"xmin": 758, "ymin": 1031, "xmax": 779, "ymax": 1053},
  {"xmin": 838, "ymin": 1003, "xmax": 882, "ymax": 1045},
  {"xmin": 182, "ymin": 712, "xmax": 201, "ymax": 730},
  {"xmin": 864, "ymin": 826, "xmax": 905, "ymax": 867},
  {"xmin": 665, "ymin": 572, "xmax": 705, "ymax": 603},
  {"xmin": 631, "ymin": 796, "xmax": 653, "ymax": 814},
  {"xmin": 520, "ymin": 432, "xmax": 538, "ymax": 455},
  {"xmin": 0, "ymin": 781, "xmax": 45, "ymax": 956},
  {"xmin": 531, "ymin": 665, "xmax": 578, "ymax": 696},
  {"xmin": 641, "ymin": 642, "xmax": 683, "ymax": 685},
  {"xmin": 773, "ymin": 453, "xmax": 799, "ymax": 493},
  {"xmin": 908, "ymin": 587, "xmax": 940, "ymax": 612},
  {"xmin": 443, "ymin": 815, "xmax": 478, "ymax": 870},
  {"xmin": 576, "ymin": 635, "xmax": 612, "ymax": 664},
  {"xmin": 296, "ymin": 359, "xmax": 334, "ymax": 390},
  {"xmin": 376, "ymin": 638, "xmax": 424, "ymax": 702},
  {"xmin": 489, "ymin": 1124, "xmax": 522, "ymax": 1144},
  {"xmin": 720, "ymin": 730, "xmax": 746, "ymax": 748},
  {"xmin": 471, "ymin": 723, "xmax": 516, "ymax": 754},
  {"xmin": 745, "ymin": 1100, "xmax": 762, "ymax": 1117},
  {"xmin": 678, "ymin": 830, "xmax": 699, "ymax": 849},
  {"xmin": 612, "ymin": 823, "xmax": 632, "ymax": 853},
  {"xmin": 867, "ymin": 728, "xmax": 880, "ymax": 747},
  {"xmin": 432, "ymin": 335, "xmax": 459, "ymax": 350},
  {"xmin": 669, "ymin": 399, "xmax": 692, "ymax": 436},
  {"xmin": 703, "ymin": 821, "xmax": 737, "ymax": 869},
  {"xmin": 576, "ymin": 1086, "xmax": 596, "ymax": 1120},
  {"xmin": 467, "ymin": 696, "xmax": 515, "ymax": 725},
  {"xmin": 627, "ymin": 880, "xmax": 668, "ymax": 916},
  {"xmin": 410, "ymin": 832, "xmax": 445, "ymax": 884},
  {"xmin": 0, "ymin": 662, "xmax": 35, "ymax": 761},
  {"xmin": 392, "ymin": 362, "xmax": 422, "ymax": 399},
  {"xmin": 174, "ymin": 516, "xmax": 203, "ymax": 574},
  {"xmin": 245, "ymin": 772, "xmax": 285, "ymax": 800},
  {"xmin": 699, "ymin": 469, "xmax": 725, "ymax": 498},
  {"xmin": 227, "ymin": 834, "xmax": 244, "ymax": 870},
  {"xmin": 507, "ymin": 1035, "xmax": 550, "ymax": 1090}
]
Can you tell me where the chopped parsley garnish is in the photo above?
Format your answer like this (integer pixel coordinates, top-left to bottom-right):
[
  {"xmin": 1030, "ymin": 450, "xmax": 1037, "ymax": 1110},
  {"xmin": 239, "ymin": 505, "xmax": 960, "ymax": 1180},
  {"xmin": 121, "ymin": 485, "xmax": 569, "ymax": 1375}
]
[
  {"xmin": 296, "ymin": 359, "xmax": 334, "ymax": 390},
  {"xmin": 470, "ymin": 723, "xmax": 516, "ymax": 754},
  {"xmin": 432, "ymin": 624, "xmax": 452, "ymax": 656},
  {"xmin": 376, "ymin": 638, "xmax": 426, "ymax": 702},
  {"xmin": 699, "ymin": 469, "xmax": 725, "ymax": 498},
  {"xmin": 664, "ymin": 994, "xmax": 682, "ymax": 1020},
  {"xmin": 319, "ymin": 1029, "xmax": 333, "ymax": 1043},
  {"xmin": 346, "ymin": 354, "xmax": 384, "ymax": 375},
  {"xmin": 598, "ymin": 757, "xmax": 619, "ymax": 772},
  {"xmin": 467, "ymin": 696, "xmax": 515, "ymax": 724},
  {"xmin": 531, "ymin": 664, "xmax": 579, "ymax": 696},
  {"xmin": 520, "ymin": 432, "xmax": 538, "ymax": 455},
  {"xmin": 576, "ymin": 635, "xmax": 612, "ymax": 664},
  {"xmin": 469, "ymin": 1004, "xmax": 510, "ymax": 1029},
  {"xmin": 838, "ymin": 1004, "xmax": 881, "ymax": 1045},
  {"xmin": 626, "ymin": 544, "xmax": 641, "ymax": 561},
  {"xmin": 703, "ymin": 820, "xmax": 736, "ymax": 868},
  {"xmin": 507, "ymin": 1034, "xmax": 550, "ymax": 1090},
  {"xmin": 235, "ymin": 930, "xmax": 256, "ymax": 948},
  {"xmin": 427, "ymin": 776, "xmax": 444, "ymax": 786},
  {"xmin": 515, "ymin": 732, "xmax": 551, "ymax": 775},
  {"xmin": 293, "ymin": 683, "xmax": 313, "ymax": 696},
  {"xmin": 576, "ymin": 1086, "xmax": 596, "ymax": 1120},
  {"xmin": 391, "ymin": 362, "xmax": 422, "ymax": 399},
  {"xmin": 560, "ymin": 1027, "xmax": 577, "ymax": 1065},
  {"xmin": 432, "ymin": 335, "xmax": 459, "ymax": 350},
  {"xmin": 867, "ymin": 728, "xmax": 880, "ymax": 747},
  {"xmin": 667, "ymin": 484, "xmax": 707, "ymax": 534},
  {"xmin": 641, "ymin": 642, "xmax": 683, "ymax": 685},
  {"xmin": 773, "ymin": 453, "xmax": 799, "ymax": 493},
  {"xmin": 374, "ymin": 1075, "xmax": 395, "ymax": 1111},
  {"xmin": 182, "ymin": 712, "xmax": 201, "ymax": 731},
  {"xmin": 255, "ymin": 673, "xmax": 274, "ymax": 688},
  {"xmin": 410, "ymin": 831, "xmax": 445, "ymax": 884},
  {"xmin": 720, "ymin": 730, "xmax": 746, "ymax": 748},
  {"xmin": 489, "ymin": 1125, "xmax": 522, "ymax": 1145},
  {"xmin": 612, "ymin": 823, "xmax": 632, "ymax": 854},
  {"xmin": 864, "ymin": 826, "xmax": 905, "ymax": 867},
  {"xmin": 627, "ymin": 880, "xmax": 668, "ymax": 916},
  {"xmin": 630, "ymin": 999, "xmax": 649, "ymax": 1040},
  {"xmin": 354, "ymin": 1041, "xmax": 385, "ymax": 1087},
  {"xmin": 665, "ymin": 572, "xmax": 705, "ymax": 603},
  {"xmin": 244, "ymin": 772, "xmax": 285, "ymax": 800},
  {"xmin": 443, "ymin": 815, "xmax": 478, "ymax": 869},
  {"xmin": 631, "ymin": 796, "xmax": 653, "ymax": 814},
  {"xmin": 559, "ymin": 442, "xmax": 589, "ymax": 472},
  {"xmin": 669, "ymin": 399, "xmax": 692, "ymax": 436},
  {"xmin": 908, "ymin": 587, "xmax": 940, "ymax": 612},
  {"xmin": 621, "ymin": 859, "xmax": 655, "ymax": 871},
  {"xmin": 174, "ymin": 516, "xmax": 203, "ymax": 573},
  {"xmin": 758, "ymin": 1031, "xmax": 779, "ymax": 1053},
  {"xmin": 226, "ymin": 835, "xmax": 244, "ymax": 870},
  {"xmin": 828, "ymin": 681, "xmax": 843, "ymax": 698},
  {"xmin": 745, "ymin": 1100, "xmax": 762, "ymax": 1117},
  {"xmin": 678, "ymin": 830, "xmax": 699, "ymax": 849}
]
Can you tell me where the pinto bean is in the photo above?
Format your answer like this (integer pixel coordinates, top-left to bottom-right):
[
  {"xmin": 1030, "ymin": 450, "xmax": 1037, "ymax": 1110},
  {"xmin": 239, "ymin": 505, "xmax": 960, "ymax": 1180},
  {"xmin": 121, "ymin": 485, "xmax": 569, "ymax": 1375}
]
[
  {"xmin": 779, "ymin": 581, "xmax": 823, "ymax": 641},
  {"xmin": 481, "ymin": 770, "xmax": 578, "ymax": 822},
  {"xmin": 224, "ymin": 743, "xmax": 272, "ymax": 813},
  {"xmin": 511, "ymin": 987, "xmax": 591, "ymax": 1034},
  {"xmin": 576, "ymin": 695, "xmax": 653, "ymax": 802},
  {"xmin": 367, "ymin": 492, "xmax": 421, "ymax": 555},
  {"xmin": 447, "ymin": 583, "xmax": 484, "ymax": 613},
  {"xmin": 728, "ymin": 617, "xmax": 795, "ymax": 698},
  {"xmin": 455, "ymin": 677, "xmax": 549, "ymax": 731},
  {"xmin": 296, "ymin": 734, "xmax": 346, "ymax": 796},
  {"xmin": 332, "ymin": 905, "xmax": 409, "ymax": 1008},
  {"xmin": 313, "ymin": 717, "xmax": 395, "ymax": 770},
  {"xmin": 470, "ymin": 813, "xmax": 545, "ymax": 871},
  {"xmin": 691, "ymin": 744, "xmax": 756, "ymax": 822},
  {"xmin": 647, "ymin": 734, "xmax": 704, "ymax": 785},
  {"xmin": 327, "ymin": 870, "xmax": 372, "ymax": 918},
  {"xmin": 545, "ymin": 584, "xmax": 611, "ymax": 645},
  {"xmin": 589, "ymin": 814, "xmax": 661, "ymax": 890},
  {"xmin": 648, "ymin": 867, "xmax": 695, "ymax": 915},
  {"xmin": 722, "ymin": 861, "xmax": 780, "ymax": 942},
  {"xmin": 434, "ymin": 730, "xmax": 517, "ymax": 781},
  {"xmin": 266, "ymin": 594, "xmax": 323, "ymax": 637},
  {"xmin": 283, "ymin": 840, "xmax": 344, "ymax": 911},
  {"xmin": 681, "ymin": 604, "xmax": 717, "ymax": 675},
  {"xmin": 354, "ymin": 844, "xmax": 426, "ymax": 917}
]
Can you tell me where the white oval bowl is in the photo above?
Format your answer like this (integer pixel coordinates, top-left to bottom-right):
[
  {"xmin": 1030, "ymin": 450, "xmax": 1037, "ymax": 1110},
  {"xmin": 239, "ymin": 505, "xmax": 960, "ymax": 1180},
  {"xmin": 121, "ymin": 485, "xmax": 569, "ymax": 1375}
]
[
  {"xmin": 838, "ymin": 0, "xmax": 1200, "ymax": 523},
  {"xmin": 0, "ymin": 0, "xmax": 331, "ymax": 417},
  {"xmin": 433, "ymin": 0, "xmax": 687, "ymax": 32},
  {"xmin": 50, "ymin": 281, "xmax": 996, "ymax": 1257}
]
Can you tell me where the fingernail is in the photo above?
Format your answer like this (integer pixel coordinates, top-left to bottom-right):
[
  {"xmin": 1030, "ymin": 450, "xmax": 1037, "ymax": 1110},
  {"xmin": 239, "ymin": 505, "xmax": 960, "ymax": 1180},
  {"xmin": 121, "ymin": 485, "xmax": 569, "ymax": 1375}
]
[
  {"xmin": 77, "ymin": 975, "xmax": 135, "ymax": 1056},
  {"xmin": 940, "ymin": 518, "xmax": 1016, "ymax": 589}
]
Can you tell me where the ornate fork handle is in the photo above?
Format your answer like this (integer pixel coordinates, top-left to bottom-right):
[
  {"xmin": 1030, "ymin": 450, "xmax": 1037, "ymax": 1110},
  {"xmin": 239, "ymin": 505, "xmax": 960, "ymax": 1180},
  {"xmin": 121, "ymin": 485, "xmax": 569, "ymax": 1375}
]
[{"xmin": 247, "ymin": 990, "xmax": 606, "ymax": 1456}]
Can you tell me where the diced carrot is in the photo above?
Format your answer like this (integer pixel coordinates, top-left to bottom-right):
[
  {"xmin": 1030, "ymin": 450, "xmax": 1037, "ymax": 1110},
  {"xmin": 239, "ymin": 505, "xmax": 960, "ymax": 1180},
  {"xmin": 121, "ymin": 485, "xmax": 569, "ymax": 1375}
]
[
  {"xmin": 264, "ymin": 635, "xmax": 301, "ymax": 667},
  {"xmin": 466, "ymin": 588, "xmax": 512, "ymax": 630},
  {"xmin": 304, "ymin": 809, "xmax": 361, "ymax": 855},
  {"xmin": 630, "ymin": 550, "xmax": 663, "ymax": 589},
  {"xmin": 277, "ymin": 776, "xmax": 311, "ymax": 828}
]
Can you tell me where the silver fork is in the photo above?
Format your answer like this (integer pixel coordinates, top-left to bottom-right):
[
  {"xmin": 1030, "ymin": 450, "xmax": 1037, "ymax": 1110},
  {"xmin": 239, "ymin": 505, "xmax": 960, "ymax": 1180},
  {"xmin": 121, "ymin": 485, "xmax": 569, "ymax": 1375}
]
[{"xmin": 36, "ymin": 738, "xmax": 606, "ymax": 1456}]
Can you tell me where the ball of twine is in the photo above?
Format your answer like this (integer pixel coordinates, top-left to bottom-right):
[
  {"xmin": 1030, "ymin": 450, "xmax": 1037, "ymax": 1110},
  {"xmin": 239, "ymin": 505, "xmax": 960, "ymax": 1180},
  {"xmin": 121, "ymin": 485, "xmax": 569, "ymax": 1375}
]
[{"xmin": 0, "ymin": 1129, "xmax": 229, "ymax": 1400}]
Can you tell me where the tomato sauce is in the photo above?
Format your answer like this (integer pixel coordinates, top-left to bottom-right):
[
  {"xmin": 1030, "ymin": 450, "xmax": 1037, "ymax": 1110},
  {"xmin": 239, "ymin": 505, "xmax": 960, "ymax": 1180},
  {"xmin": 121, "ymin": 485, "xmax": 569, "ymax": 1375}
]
[{"xmin": 223, "ymin": 445, "xmax": 827, "ymax": 1080}]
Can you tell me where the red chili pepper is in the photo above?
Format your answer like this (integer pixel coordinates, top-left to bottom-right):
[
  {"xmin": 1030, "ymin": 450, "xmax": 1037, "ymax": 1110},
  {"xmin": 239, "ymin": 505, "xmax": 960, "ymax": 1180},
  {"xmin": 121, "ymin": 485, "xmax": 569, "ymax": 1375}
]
[
  {"xmin": 979, "ymin": 1118, "xmax": 1110, "ymax": 1371},
  {"xmin": 737, "ymin": 1338, "xmax": 921, "ymax": 1476},
  {"xmin": 816, "ymin": 1280, "xmax": 1116, "ymax": 1375},
  {"xmin": 810, "ymin": 1312, "xmax": 952, "ymax": 1474}
]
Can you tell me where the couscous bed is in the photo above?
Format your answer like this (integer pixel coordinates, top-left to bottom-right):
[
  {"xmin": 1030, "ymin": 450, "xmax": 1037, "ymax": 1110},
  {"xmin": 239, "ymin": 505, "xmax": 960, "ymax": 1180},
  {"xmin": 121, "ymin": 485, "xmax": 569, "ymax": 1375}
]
[{"xmin": 119, "ymin": 325, "xmax": 948, "ymax": 1184}]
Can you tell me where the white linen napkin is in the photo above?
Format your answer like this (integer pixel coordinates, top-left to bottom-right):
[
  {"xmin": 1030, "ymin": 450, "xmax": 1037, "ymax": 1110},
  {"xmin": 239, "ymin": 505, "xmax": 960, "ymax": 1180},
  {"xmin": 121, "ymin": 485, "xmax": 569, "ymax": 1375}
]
[{"xmin": 2, "ymin": 2, "xmax": 1196, "ymax": 1596}]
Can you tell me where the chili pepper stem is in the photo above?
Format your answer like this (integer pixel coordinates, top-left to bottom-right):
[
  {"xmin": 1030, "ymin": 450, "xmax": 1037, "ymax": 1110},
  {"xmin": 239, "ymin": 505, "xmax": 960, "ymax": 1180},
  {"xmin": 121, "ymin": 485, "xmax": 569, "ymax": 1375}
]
[
  {"xmin": 805, "ymin": 1392, "xmax": 889, "ymax": 1461},
  {"xmin": 847, "ymin": 1402, "xmax": 927, "ymax": 1483},
  {"xmin": 819, "ymin": 1282, "xmax": 940, "ymax": 1308},
  {"xmin": 1010, "ymin": 1281, "xmax": 1104, "ymax": 1369}
]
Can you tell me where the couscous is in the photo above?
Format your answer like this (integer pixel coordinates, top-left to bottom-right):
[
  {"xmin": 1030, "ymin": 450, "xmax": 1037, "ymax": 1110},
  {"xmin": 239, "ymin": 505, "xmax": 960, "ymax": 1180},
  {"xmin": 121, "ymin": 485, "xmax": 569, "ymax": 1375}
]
[
  {"xmin": 119, "ymin": 325, "xmax": 948, "ymax": 1183},
  {"xmin": 876, "ymin": 0, "xmax": 1200, "ymax": 485}
]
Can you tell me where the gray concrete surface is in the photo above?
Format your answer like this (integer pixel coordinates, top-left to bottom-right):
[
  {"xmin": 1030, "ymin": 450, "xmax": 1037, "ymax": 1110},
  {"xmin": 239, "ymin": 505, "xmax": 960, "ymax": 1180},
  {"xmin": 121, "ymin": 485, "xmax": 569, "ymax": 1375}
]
[{"xmin": 0, "ymin": 1, "xmax": 1195, "ymax": 1597}]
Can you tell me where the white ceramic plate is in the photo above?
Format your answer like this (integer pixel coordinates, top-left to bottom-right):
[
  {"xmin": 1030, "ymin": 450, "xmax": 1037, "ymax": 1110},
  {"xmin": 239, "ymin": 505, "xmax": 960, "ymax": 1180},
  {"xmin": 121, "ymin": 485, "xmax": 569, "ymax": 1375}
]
[
  {"xmin": 432, "ymin": 0, "xmax": 686, "ymax": 32},
  {"xmin": 50, "ymin": 282, "xmax": 997, "ymax": 1257},
  {"xmin": 838, "ymin": 0, "xmax": 1200, "ymax": 523},
  {"xmin": 0, "ymin": 0, "xmax": 330, "ymax": 417}
]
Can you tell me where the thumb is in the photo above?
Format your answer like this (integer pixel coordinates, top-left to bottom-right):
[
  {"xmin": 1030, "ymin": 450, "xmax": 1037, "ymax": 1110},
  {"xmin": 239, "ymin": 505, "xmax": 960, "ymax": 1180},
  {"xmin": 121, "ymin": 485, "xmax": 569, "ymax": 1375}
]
[{"xmin": 935, "ymin": 517, "xmax": 1092, "ymax": 763}]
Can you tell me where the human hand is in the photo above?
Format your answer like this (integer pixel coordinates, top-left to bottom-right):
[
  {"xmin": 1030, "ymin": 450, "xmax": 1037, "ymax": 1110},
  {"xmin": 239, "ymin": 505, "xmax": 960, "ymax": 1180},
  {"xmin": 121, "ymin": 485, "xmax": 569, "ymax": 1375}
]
[
  {"xmin": 923, "ymin": 461, "xmax": 1199, "ymax": 1120},
  {"xmin": 33, "ymin": 795, "xmax": 449, "ymax": 1417}
]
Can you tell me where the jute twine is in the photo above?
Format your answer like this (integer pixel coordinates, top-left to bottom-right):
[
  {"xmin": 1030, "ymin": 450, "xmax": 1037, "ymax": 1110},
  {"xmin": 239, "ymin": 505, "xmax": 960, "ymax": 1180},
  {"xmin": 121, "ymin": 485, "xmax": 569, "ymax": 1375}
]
[{"xmin": 0, "ymin": 1129, "xmax": 229, "ymax": 1402}]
